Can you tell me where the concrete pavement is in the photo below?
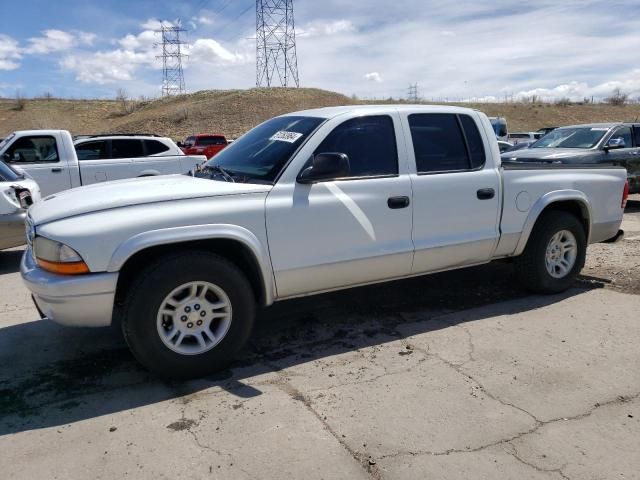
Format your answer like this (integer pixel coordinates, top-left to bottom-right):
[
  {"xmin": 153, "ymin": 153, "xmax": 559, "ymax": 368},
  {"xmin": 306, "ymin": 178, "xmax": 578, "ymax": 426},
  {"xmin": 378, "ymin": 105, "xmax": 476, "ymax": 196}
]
[{"xmin": 1, "ymin": 248, "xmax": 639, "ymax": 480}]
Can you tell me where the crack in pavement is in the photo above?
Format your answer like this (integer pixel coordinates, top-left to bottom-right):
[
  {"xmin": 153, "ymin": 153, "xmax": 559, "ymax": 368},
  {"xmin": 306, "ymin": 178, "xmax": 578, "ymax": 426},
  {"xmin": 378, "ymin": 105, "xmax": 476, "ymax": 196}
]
[
  {"xmin": 270, "ymin": 369, "xmax": 381, "ymax": 480},
  {"xmin": 507, "ymin": 443, "xmax": 570, "ymax": 480}
]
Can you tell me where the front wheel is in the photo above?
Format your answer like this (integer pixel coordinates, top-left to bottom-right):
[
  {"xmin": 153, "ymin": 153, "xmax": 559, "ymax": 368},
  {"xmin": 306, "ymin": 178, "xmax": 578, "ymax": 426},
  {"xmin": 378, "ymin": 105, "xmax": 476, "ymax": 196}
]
[
  {"xmin": 514, "ymin": 211, "xmax": 587, "ymax": 294},
  {"xmin": 121, "ymin": 251, "xmax": 255, "ymax": 379}
]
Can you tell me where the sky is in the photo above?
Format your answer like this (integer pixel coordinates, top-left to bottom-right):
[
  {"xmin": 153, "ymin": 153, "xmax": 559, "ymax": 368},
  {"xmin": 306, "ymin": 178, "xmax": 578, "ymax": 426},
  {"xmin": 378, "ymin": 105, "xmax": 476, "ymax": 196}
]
[{"xmin": 1, "ymin": 0, "xmax": 640, "ymax": 101}]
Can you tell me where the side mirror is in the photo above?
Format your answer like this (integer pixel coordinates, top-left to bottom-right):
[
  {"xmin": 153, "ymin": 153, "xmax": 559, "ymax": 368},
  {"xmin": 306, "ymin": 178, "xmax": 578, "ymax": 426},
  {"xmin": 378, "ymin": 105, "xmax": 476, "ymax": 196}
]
[
  {"xmin": 2, "ymin": 152, "xmax": 11, "ymax": 163},
  {"xmin": 297, "ymin": 153, "xmax": 350, "ymax": 184},
  {"xmin": 604, "ymin": 137, "xmax": 625, "ymax": 151}
]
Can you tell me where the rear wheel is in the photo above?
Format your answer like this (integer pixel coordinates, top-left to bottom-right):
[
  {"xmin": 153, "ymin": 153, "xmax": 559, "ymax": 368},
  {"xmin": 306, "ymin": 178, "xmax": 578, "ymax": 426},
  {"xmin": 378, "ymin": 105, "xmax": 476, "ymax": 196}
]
[
  {"xmin": 514, "ymin": 211, "xmax": 586, "ymax": 294},
  {"xmin": 121, "ymin": 251, "xmax": 255, "ymax": 379}
]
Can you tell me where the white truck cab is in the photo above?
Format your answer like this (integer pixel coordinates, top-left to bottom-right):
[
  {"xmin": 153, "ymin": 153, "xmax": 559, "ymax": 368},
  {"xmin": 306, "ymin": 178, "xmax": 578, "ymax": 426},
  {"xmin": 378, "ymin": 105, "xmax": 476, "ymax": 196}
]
[{"xmin": 0, "ymin": 131, "xmax": 206, "ymax": 197}]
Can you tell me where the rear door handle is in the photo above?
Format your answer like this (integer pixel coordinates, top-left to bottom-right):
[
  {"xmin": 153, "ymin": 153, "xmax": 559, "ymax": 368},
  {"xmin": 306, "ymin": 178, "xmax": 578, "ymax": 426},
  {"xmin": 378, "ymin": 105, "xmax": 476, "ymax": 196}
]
[
  {"xmin": 51, "ymin": 168, "xmax": 62, "ymax": 173},
  {"xmin": 477, "ymin": 188, "xmax": 495, "ymax": 200},
  {"xmin": 387, "ymin": 196, "xmax": 410, "ymax": 209}
]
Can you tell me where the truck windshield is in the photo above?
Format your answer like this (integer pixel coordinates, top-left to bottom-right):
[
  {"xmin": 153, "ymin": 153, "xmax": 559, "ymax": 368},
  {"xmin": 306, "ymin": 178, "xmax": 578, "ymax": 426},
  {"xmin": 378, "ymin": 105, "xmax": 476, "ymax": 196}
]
[
  {"xmin": 0, "ymin": 160, "xmax": 23, "ymax": 182},
  {"xmin": 202, "ymin": 116, "xmax": 325, "ymax": 182},
  {"xmin": 0, "ymin": 133, "xmax": 15, "ymax": 152},
  {"xmin": 531, "ymin": 127, "xmax": 608, "ymax": 149}
]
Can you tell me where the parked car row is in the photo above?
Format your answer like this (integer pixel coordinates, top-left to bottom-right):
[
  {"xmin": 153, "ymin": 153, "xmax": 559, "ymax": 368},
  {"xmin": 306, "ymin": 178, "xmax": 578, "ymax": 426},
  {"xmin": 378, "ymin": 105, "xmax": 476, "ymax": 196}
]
[
  {"xmin": 14, "ymin": 105, "xmax": 628, "ymax": 379},
  {"xmin": 502, "ymin": 123, "xmax": 640, "ymax": 193},
  {"xmin": 0, "ymin": 131, "xmax": 207, "ymax": 197}
]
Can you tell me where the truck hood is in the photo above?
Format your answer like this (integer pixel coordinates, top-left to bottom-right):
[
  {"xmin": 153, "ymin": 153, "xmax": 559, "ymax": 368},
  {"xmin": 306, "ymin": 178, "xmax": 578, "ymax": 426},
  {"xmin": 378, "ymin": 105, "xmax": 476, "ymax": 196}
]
[
  {"xmin": 29, "ymin": 174, "xmax": 272, "ymax": 225},
  {"xmin": 501, "ymin": 148, "xmax": 590, "ymax": 162}
]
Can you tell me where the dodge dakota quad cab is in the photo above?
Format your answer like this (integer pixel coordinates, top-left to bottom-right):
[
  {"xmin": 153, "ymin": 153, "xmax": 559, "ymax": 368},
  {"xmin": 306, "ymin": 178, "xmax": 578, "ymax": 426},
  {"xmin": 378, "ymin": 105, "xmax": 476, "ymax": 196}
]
[
  {"xmin": 0, "ymin": 131, "xmax": 206, "ymax": 197},
  {"xmin": 503, "ymin": 123, "xmax": 640, "ymax": 193},
  {"xmin": 21, "ymin": 106, "xmax": 628, "ymax": 379}
]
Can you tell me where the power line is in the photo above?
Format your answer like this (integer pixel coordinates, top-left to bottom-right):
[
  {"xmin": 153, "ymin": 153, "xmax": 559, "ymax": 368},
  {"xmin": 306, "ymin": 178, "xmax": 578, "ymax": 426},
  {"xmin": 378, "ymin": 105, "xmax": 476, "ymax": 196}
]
[
  {"xmin": 256, "ymin": 0, "xmax": 300, "ymax": 88},
  {"xmin": 155, "ymin": 22, "xmax": 189, "ymax": 96},
  {"xmin": 216, "ymin": 2, "xmax": 254, "ymax": 36}
]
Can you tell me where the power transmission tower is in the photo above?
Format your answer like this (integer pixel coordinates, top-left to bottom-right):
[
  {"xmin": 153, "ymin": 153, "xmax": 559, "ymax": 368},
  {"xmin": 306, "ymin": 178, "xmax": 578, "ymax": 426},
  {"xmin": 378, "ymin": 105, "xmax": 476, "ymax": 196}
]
[
  {"xmin": 155, "ymin": 22, "xmax": 188, "ymax": 96},
  {"xmin": 407, "ymin": 83, "xmax": 419, "ymax": 102},
  {"xmin": 256, "ymin": 0, "xmax": 300, "ymax": 87}
]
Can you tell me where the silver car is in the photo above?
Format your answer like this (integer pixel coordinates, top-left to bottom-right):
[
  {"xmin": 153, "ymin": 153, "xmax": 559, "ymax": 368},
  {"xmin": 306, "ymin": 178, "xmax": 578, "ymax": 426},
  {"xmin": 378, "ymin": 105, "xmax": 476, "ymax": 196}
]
[{"xmin": 0, "ymin": 161, "xmax": 40, "ymax": 250}]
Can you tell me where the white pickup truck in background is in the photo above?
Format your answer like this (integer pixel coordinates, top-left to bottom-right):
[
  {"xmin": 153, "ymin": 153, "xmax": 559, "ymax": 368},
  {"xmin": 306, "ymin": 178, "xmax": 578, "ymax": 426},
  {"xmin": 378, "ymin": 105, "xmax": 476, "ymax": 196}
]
[
  {"xmin": 0, "ymin": 131, "xmax": 207, "ymax": 197},
  {"xmin": 20, "ymin": 105, "xmax": 628, "ymax": 379}
]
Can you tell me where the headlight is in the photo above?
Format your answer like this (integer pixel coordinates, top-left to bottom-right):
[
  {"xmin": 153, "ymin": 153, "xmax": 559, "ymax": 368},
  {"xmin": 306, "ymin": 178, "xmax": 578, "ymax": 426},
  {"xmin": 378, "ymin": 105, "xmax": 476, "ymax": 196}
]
[{"xmin": 33, "ymin": 237, "xmax": 89, "ymax": 275}]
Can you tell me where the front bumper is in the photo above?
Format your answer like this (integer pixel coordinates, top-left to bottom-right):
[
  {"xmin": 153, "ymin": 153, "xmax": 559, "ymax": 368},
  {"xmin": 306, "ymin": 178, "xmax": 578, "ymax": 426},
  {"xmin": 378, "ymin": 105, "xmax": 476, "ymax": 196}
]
[
  {"xmin": 20, "ymin": 247, "xmax": 118, "ymax": 327},
  {"xmin": 0, "ymin": 210, "xmax": 27, "ymax": 250}
]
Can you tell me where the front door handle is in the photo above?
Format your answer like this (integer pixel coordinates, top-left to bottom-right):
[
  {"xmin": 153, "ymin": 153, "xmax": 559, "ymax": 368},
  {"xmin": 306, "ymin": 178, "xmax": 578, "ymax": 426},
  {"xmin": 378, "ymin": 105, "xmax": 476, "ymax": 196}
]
[
  {"xmin": 388, "ymin": 196, "xmax": 410, "ymax": 209},
  {"xmin": 477, "ymin": 188, "xmax": 495, "ymax": 200},
  {"xmin": 51, "ymin": 168, "xmax": 62, "ymax": 173}
]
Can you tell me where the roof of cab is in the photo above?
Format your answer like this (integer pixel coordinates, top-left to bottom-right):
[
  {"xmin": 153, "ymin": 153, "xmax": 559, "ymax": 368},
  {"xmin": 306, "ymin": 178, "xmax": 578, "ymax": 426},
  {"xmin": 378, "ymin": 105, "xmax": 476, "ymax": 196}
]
[{"xmin": 282, "ymin": 104, "xmax": 480, "ymax": 119}]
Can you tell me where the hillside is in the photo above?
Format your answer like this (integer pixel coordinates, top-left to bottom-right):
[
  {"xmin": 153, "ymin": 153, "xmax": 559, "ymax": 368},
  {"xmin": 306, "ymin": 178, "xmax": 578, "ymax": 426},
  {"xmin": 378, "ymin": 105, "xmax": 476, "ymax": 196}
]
[{"xmin": 2, "ymin": 88, "xmax": 640, "ymax": 140}]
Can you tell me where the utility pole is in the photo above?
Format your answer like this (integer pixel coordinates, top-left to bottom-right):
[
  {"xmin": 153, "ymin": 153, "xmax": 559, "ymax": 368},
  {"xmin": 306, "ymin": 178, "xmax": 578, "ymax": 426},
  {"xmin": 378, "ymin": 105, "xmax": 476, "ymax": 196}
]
[
  {"xmin": 407, "ymin": 83, "xmax": 419, "ymax": 102},
  {"xmin": 155, "ymin": 21, "xmax": 188, "ymax": 96},
  {"xmin": 256, "ymin": 0, "xmax": 300, "ymax": 87}
]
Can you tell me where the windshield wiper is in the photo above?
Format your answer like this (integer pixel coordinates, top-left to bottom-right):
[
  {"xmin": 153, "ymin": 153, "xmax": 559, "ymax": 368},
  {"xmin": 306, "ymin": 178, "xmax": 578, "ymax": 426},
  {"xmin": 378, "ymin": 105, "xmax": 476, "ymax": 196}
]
[{"xmin": 205, "ymin": 165, "xmax": 235, "ymax": 183}]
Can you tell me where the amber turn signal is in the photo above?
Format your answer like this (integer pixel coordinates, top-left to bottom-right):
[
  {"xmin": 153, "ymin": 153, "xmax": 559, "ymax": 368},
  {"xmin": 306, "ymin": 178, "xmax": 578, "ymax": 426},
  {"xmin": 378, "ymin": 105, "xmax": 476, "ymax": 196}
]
[{"xmin": 36, "ymin": 258, "xmax": 90, "ymax": 275}]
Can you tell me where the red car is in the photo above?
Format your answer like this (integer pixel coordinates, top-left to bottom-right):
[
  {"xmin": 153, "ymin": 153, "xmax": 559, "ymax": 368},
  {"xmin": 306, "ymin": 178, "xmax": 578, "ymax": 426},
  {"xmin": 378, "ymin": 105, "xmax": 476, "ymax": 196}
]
[{"xmin": 180, "ymin": 134, "xmax": 228, "ymax": 159}]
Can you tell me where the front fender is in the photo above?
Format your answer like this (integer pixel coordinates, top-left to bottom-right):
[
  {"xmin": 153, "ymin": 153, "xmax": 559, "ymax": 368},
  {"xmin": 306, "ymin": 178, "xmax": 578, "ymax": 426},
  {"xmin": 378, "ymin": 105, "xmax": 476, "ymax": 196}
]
[
  {"xmin": 107, "ymin": 224, "xmax": 275, "ymax": 305},
  {"xmin": 513, "ymin": 190, "xmax": 592, "ymax": 256}
]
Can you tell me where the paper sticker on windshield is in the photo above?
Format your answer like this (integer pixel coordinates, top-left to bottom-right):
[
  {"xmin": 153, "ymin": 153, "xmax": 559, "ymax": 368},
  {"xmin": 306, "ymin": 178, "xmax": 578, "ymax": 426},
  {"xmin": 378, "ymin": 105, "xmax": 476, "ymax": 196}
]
[
  {"xmin": 591, "ymin": 128, "xmax": 609, "ymax": 131},
  {"xmin": 270, "ymin": 131, "xmax": 303, "ymax": 143}
]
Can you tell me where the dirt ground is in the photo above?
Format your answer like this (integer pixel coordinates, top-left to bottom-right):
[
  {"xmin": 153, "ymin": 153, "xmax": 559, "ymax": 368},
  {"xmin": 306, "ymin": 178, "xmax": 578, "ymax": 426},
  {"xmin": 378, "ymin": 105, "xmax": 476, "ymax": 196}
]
[
  {"xmin": 581, "ymin": 195, "xmax": 640, "ymax": 295},
  {"xmin": 3, "ymin": 88, "xmax": 640, "ymax": 140}
]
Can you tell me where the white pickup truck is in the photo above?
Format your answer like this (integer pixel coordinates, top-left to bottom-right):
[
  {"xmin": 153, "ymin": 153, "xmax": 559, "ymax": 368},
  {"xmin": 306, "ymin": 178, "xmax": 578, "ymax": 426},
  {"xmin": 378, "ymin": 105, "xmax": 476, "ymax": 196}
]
[
  {"xmin": 20, "ymin": 105, "xmax": 628, "ymax": 379},
  {"xmin": 0, "ymin": 131, "xmax": 206, "ymax": 197}
]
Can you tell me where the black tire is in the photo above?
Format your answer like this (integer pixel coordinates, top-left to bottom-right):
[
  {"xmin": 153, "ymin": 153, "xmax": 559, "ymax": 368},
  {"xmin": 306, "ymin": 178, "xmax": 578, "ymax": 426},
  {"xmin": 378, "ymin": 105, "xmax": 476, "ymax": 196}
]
[
  {"xmin": 514, "ymin": 211, "xmax": 587, "ymax": 294},
  {"xmin": 121, "ymin": 251, "xmax": 255, "ymax": 379}
]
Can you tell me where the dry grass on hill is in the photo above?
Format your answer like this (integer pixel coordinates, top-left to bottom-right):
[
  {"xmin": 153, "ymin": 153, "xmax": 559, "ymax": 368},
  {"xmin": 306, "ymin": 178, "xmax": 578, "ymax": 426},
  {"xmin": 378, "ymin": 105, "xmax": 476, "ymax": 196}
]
[{"xmin": 2, "ymin": 88, "xmax": 640, "ymax": 141}]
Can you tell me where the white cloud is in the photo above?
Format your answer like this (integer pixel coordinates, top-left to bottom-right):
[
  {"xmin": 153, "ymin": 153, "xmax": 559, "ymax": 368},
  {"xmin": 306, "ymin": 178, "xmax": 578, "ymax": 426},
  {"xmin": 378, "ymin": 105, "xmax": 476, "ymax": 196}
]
[
  {"xmin": 516, "ymin": 71, "xmax": 640, "ymax": 101},
  {"xmin": 188, "ymin": 39, "xmax": 250, "ymax": 65},
  {"xmin": 364, "ymin": 72, "xmax": 383, "ymax": 83},
  {"xmin": 77, "ymin": 32, "xmax": 97, "ymax": 46},
  {"xmin": 0, "ymin": 34, "xmax": 21, "ymax": 70},
  {"xmin": 25, "ymin": 30, "xmax": 76, "ymax": 54},
  {"xmin": 61, "ymin": 49, "xmax": 155, "ymax": 84},
  {"xmin": 118, "ymin": 30, "xmax": 157, "ymax": 51},
  {"xmin": 196, "ymin": 16, "xmax": 214, "ymax": 26},
  {"xmin": 24, "ymin": 29, "xmax": 96, "ymax": 55},
  {"xmin": 141, "ymin": 18, "xmax": 174, "ymax": 30},
  {"xmin": 297, "ymin": 19, "xmax": 356, "ymax": 38}
]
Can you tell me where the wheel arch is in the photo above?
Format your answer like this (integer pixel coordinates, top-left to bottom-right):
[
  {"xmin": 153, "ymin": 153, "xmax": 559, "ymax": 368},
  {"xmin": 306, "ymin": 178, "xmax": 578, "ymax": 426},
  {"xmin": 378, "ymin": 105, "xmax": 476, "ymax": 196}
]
[
  {"xmin": 514, "ymin": 190, "xmax": 592, "ymax": 256},
  {"xmin": 110, "ymin": 225, "xmax": 275, "ymax": 309}
]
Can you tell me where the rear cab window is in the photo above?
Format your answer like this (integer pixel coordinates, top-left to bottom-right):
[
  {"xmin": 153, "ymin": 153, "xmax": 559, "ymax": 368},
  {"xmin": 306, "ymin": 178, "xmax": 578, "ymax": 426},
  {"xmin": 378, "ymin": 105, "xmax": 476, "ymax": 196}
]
[
  {"xmin": 196, "ymin": 136, "xmax": 227, "ymax": 146},
  {"xmin": 408, "ymin": 113, "xmax": 486, "ymax": 173},
  {"xmin": 4, "ymin": 135, "xmax": 59, "ymax": 163}
]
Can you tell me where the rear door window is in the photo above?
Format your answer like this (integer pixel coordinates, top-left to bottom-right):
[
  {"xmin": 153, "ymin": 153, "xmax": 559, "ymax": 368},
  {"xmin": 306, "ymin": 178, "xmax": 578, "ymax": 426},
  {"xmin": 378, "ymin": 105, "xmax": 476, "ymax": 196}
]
[
  {"xmin": 5, "ymin": 136, "xmax": 59, "ymax": 163},
  {"xmin": 144, "ymin": 140, "xmax": 171, "ymax": 155},
  {"xmin": 409, "ymin": 114, "xmax": 470, "ymax": 173},
  {"xmin": 314, "ymin": 115, "xmax": 398, "ymax": 177},
  {"xmin": 111, "ymin": 139, "xmax": 144, "ymax": 158},
  {"xmin": 75, "ymin": 140, "xmax": 108, "ymax": 160}
]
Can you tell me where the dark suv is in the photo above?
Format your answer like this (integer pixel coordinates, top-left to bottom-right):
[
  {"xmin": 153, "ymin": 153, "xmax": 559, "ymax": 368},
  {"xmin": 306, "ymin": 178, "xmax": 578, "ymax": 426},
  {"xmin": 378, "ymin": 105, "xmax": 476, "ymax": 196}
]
[{"xmin": 502, "ymin": 123, "xmax": 640, "ymax": 193}]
